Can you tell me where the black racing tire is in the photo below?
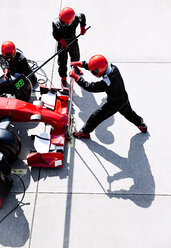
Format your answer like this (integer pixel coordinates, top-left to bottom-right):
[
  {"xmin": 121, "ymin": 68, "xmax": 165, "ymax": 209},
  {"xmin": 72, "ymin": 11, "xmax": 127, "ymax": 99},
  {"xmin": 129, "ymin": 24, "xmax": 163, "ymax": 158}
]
[{"xmin": 0, "ymin": 128, "xmax": 21, "ymax": 163}]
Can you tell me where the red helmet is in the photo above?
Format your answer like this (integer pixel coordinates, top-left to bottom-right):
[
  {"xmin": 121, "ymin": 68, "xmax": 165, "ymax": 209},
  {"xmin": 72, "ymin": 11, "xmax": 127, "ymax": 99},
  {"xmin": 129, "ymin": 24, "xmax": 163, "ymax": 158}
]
[
  {"xmin": 59, "ymin": 7, "xmax": 75, "ymax": 25},
  {"xmin": 88, "ymin": 55, "xmax": 108, "ymax": 77},
  {"xmin": 1, "ymin": 41, "xmax": 16, "ymax": 59}
]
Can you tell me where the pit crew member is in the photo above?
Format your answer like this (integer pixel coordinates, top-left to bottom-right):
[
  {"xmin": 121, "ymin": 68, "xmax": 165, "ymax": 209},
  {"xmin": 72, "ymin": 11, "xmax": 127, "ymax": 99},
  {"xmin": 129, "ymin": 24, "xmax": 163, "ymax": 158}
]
[
  {"xmin": 69, "ymin": 54, "xmax": 148, "ymax": 139},
  {"xmin": 0, "ymin": 41, "xmax": 37, "ymax": 86},
  {"xmin": 52, "ymin": 7, "xmax": 86, "ymax": 87}
]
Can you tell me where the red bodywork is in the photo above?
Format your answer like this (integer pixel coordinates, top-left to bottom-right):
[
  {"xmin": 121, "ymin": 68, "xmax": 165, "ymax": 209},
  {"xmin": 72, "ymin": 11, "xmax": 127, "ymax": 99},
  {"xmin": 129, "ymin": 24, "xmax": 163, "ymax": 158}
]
[{"xmin": 0, "ymin": 93, "xmax": 69, "ymax": 168}]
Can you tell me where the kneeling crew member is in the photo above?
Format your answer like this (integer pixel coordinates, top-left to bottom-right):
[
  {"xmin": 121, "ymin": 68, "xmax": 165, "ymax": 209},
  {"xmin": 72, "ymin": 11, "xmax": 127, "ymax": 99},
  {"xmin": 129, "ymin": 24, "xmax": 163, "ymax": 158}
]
[{"xmin": 0, "ymin": 41, "xmax": 37, "ymax": 86}]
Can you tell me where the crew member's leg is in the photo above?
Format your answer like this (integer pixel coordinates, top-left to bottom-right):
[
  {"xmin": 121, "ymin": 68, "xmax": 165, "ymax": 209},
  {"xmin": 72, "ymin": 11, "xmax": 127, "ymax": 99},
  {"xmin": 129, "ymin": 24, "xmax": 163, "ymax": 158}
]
[
  {"xmin": 119, "ymin": 100, "xmax": 147, "ymax": 132},
  {"xmin": 69, "ymin": 41, "xmax": 83, "ymax": 75},
  {"xmin": 74, "ymin": 101, "xmax": 119, "ymax": 138},
  {"xmin": 58, "ymin": 43, "xmax": 68, "ymax": 87}
]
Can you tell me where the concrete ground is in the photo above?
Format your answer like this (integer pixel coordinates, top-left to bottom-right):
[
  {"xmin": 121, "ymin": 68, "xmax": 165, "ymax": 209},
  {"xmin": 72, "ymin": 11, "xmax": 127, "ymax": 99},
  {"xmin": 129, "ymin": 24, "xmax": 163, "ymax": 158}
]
[{"xmin": 0, "ymin": 0, "xmax": 171, "ymax": 247}]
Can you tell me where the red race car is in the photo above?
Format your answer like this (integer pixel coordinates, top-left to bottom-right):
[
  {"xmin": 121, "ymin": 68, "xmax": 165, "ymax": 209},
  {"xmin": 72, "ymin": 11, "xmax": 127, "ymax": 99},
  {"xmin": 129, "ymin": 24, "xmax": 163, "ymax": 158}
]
[
  {"xmin": 0, "ymin": 82, "xmax": 74, "ymax": 169},
  {"xmin": 0, "ymin": 80, "xmax": 74, "ymax": 209}
]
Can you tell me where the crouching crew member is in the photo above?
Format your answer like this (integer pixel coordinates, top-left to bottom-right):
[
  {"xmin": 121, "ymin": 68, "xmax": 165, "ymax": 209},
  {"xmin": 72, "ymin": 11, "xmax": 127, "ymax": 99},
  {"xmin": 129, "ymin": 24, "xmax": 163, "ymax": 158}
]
[
  {"xmin": 52, "ymin": 7, "xmax": 86, "ymax": 88},
  {"xmin": 0, "ymin": 41, "xmax": 37, "ymax": 86},
  {"xmin": 69, "ymin": 54, "xmax": 148, "ymax": 139}
]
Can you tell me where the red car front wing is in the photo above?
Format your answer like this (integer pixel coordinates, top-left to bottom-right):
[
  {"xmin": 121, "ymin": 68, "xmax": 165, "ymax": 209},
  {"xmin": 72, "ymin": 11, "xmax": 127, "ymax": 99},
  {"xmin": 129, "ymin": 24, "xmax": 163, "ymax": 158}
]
[{"xmin": 0, "ymin": 89, "xmax": 70, "ymax": 168}]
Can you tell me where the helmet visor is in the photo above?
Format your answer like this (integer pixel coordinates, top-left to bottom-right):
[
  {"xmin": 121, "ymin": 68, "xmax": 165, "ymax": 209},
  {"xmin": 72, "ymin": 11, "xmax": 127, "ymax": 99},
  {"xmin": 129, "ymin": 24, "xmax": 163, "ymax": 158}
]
[
  {"xmin": 60, "ymin": 19, "xmax": 73, "ymax": 26},
  {"xmin": 91, "ymin": 68, "xmax": 99, "ymax": 76},
  {"xmin": 4, "ymin": 52, "xmax": 16, "ymax": 61}
]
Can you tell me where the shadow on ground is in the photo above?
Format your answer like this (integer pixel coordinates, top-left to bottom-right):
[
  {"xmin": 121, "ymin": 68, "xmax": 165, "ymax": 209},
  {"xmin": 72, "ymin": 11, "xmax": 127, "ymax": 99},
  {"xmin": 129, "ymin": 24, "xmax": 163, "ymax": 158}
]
[
  {"xmin": 0, "ymin": 194, "xmax": 30, "ymax": 247},
  {"xmin": 82, "ymin": 132, "xmax": 155, "ymax": 208},
  {"xmin": 73, "ymin": 80, "xmax": 155, "ymax": 208}
]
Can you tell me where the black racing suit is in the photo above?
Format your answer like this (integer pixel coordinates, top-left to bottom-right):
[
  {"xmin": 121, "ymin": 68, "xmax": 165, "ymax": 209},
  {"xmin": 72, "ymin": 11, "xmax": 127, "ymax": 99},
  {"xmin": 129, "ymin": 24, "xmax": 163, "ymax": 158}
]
[
  {"xmin": 0, "ymin": 49, "xmax": 37, "ymax": 85},
  {"xmin": 77, "ymin": 62, "xmax": 143, "ymax": 134},
  {"xmin": 52, "ymin": 13, "xmax": 86, "ymax": 78}
]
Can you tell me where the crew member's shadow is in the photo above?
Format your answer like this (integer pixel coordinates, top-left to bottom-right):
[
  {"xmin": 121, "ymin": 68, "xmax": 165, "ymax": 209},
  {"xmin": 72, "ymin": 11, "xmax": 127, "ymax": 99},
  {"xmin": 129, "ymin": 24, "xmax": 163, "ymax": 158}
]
[
  {"xmin": 0, "ymin": 194, "xmax": 29, "ymax": 247},
  {"xmin": 85, "ymin": 132, "xmax": 155, "ymax": 208},
  {"xmin": 73, "ymin": 87, "xmax": 115, "ymax": 144}
]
